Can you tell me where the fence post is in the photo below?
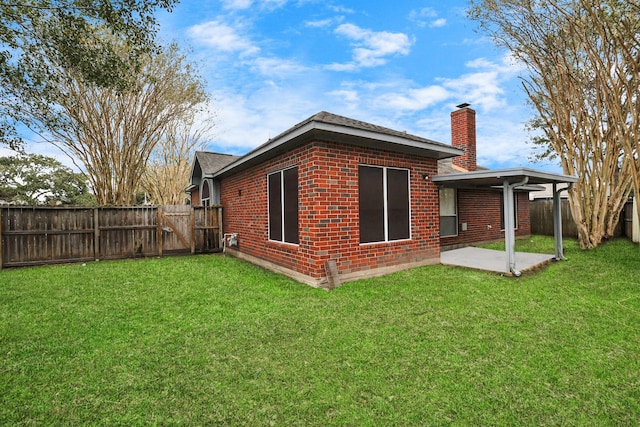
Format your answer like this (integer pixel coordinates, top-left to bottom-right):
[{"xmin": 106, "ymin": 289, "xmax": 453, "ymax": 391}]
[
  {"xmin": 93, "ymin": 207, "xmax": 100, "ymax": 261},
  {"xmin": 0, "ymin": 208, "xmax": 3, "ymax": 270},
  {"xmin": 217, "ymin": 206, "xmax": 224, "ymax": 250},
  {"xmin": 157, "ymin": 206, "xmax": 163, "ymax": 257},
  {"xmin": 190, "ymin": 207, "xmax": 196, "ymax": 254}
]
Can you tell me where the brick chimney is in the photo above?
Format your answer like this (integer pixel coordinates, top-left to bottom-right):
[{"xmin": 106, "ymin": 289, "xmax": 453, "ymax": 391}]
[{"xmin": 451, "ymin": 105, "xmax": 477, "ymax": 171}]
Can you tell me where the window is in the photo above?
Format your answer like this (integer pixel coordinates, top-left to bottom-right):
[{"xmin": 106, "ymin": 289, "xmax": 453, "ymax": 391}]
[
  {"xmin": 500, "ymin": 193, "xmax": 518, "ymax": 230},
  {"xmin": 201, "ymin": 180, "xmax": 211, "ymax": 207},
  {"xmin": 268, "ymin": 167, "xmax": 299, "ymax": 244},
  {"xmin": 359, "ymin": 165, "xmax": 410, "ymax": 244},
  {"xmin": 439, "ymin": 187, "xmax": 457, "ymax": 237}
]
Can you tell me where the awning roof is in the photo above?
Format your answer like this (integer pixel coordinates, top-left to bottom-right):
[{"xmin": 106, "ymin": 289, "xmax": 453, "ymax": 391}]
[
  {"xmin": 435, "ymin": 167, "xmax": 577, "ymax": 276},
  {"xmin": 432, "ymin": 167, "xmax": 577, "ymax": 188}
]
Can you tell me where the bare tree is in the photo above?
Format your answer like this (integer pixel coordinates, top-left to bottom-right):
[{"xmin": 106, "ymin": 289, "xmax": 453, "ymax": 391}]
[
  {"xmin": 585, "ymin": 2, "xmax": 640, "ymax": 235},
  {"xmin": 469, "ymin": 0, "xmax": 638, "ymax": 248},
  {"xmin": 140, "ymin": 115, "xmax": 215, "ymax": 205},
  {"xmin": 35, "ymin": 43, "xmax": 209, "ymax": 205}
]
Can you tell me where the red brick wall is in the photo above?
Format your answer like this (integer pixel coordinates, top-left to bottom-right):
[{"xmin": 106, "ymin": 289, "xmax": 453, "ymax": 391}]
[
  {"xmin": 440, "ymin": 189, "xmax": 531, "ymax": 249},
  {"xmin": 190, "ymin": 188, "xmax": 201, "ymax": 206},
  {"xmin": 220, "ymin": 140, "xmax": 441, "ymax": 280},
  {"xmin": 451, "ymin": 108, "xmax": 477, "ymax": 171}
]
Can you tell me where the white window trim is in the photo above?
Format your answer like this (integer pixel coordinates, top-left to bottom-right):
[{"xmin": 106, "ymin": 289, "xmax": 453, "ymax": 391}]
[
  {"xmin": 201, "ymin": 179, "xmax": 211, "ymax": 207},
  {"xmin": 359, "ymin": 165, "xmax": 412, "ymax": 245},
  {"xmin": 267, "ymin": 166, "xmax": 299, "ymax": 246},
  {"xmin": 439, "ymin": 187, "xmax": 458, "ymax": 238}
]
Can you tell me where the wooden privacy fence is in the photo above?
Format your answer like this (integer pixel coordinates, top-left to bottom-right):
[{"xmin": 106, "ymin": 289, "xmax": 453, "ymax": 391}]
[
  {"xmin": 530, "ymin": 199, "xmax": 628, "ymax": 238},
  {"xmin": 0, "ymin": 205, "xmax": 223, "ymax": 269}
]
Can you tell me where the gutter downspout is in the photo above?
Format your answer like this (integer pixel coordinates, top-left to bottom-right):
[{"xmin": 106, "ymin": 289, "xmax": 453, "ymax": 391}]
[
  {"xmin": 503, "ymin": 177, "xmax": 529, "ymax": 276},
  {"xmin": 553, "ymin": 182, "xmax": 574, "ymax": 260}
]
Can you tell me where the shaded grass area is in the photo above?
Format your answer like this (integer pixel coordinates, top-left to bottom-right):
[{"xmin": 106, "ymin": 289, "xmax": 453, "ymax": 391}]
[{"xmin": 1, "ymin": 237, "xmax": 639, "ymax": 425}]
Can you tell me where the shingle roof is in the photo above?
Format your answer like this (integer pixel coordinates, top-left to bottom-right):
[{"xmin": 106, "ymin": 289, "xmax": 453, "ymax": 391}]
[
  {"xmin": 212, "ymin": 111, "xmax": 464, "ymax": 178},
  {"xmin": 272, "ymin": 111, "xmax": 454, "ymax": 151},
  {"xmin": 437, "ymin": 158, "xmax": 489, "ymax": 175},
  {"xmin": 195, "ymin": 151, "xmax": 240, "ymax": 175}
]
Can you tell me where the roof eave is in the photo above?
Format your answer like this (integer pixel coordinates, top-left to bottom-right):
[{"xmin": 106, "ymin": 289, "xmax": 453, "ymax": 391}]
[{"xmin": 213, "ymin": 121, "xmax": 463, "ymax": 178}]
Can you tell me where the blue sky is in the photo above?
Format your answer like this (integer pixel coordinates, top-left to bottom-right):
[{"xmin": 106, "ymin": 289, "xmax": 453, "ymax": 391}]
[
  {"xmin": 156, "ymin": 0, "xmax": 560, "ymax": 172},
  {"xmin": 6, "ymin": 0, "xmax": 562, "ymax": 173}
]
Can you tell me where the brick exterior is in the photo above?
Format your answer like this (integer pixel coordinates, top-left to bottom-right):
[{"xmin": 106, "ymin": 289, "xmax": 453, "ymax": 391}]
[
  {"xmin": 220, "ymin": 140, "xmax": 441, "ymax": 282},
  {"xmin": 451, "ymin": 108, "xmax": 477, "ymax": 171},
  {"xmin": 190, "ymin": 188, "xmax": 200, "ymax": 206},
  {"xmin": 440, "ymin": 189, "xmax": 531, "ymax": 249}
]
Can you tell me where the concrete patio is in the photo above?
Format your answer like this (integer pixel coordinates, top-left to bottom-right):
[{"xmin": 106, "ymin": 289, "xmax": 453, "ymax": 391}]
[{"xmin": 440, "ymin": 246, "xmax": 556, "ymax": 275}]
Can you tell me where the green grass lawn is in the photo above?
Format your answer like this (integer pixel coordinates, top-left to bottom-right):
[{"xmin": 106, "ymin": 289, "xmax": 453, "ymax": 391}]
[{"xmin": 1, "ymin": 237, "xmax": 639, "ymax": 426}]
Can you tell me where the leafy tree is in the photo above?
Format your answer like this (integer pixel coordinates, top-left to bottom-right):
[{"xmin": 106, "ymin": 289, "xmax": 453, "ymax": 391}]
[
  {"xmin": 0, "ymin": 153, "xmax": 94, "ymax": 205},
  {"xmin": 28, "ymin": 42, "xmax": 209, "ymax": 205},
  {"xmin": 0, "ymin": 0, "xmax": 177, "ymax": 149},
  {"xmin": 469, "ymin": 0, "xmax": 639, "ymax": 248}
]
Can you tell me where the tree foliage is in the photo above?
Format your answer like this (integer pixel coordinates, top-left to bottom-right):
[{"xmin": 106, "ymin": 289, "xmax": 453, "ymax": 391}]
[
  {"xmin": 469, "ymin": 0, "xmax": 640, "ymax": 248},
  {"xmin": 0, "ymin": 0, "xmax": 177, "ymax": 149},
  {"xmin": 30, "ymin": 42, "xmax": 209, "ymax": 205},
  {"xmin": 0, "ymin": 153, "xmax": 94, "ymax": 205},
  {"xmin": 140, "ymin": 116, "xmax": 214, "ymax": 205}
]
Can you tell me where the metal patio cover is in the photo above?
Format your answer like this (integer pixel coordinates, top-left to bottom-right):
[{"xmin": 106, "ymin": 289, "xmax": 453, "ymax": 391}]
[{"xmin": 433, "ymin": 168, "xmax": 578, "ymax": 276}]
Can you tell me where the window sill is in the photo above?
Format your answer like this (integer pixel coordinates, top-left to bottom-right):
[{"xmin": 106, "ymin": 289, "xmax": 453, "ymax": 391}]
[
  {"xmin": 267, "ymin": 239, "xmax": 299, "ymax": 248},
  {"xmin": 359, "ymin": 238, "xmax": 412, "ymax": 247}
]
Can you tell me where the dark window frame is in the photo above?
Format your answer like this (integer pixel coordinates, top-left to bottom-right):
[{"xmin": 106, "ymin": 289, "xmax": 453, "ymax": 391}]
[
  {"xmin": 268, "ymin": 167, "xmax": 299, "ymax": 245},
  {"xmin": 359, "ymin": 165, "xmax": 411, "ymax": 244}
]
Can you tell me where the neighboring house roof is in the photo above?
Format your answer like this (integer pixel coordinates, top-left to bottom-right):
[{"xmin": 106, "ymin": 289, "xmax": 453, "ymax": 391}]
[
  {"xmin": 212, "ymin": 111, "xmax": 464, "ymax": 179},
  {"xmin": 529, "ymin": 183, "xmax": 572, "ymax": 200},
  {"xmin": 195, "ymin": 151, "xmax": 240, "ymax": 175},
  {"xmin": 187, "ymin": 151, "xmax": 241, "ymax": 192}
]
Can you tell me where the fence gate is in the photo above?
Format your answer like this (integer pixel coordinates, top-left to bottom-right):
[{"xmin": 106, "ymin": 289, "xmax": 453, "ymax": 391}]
[{"xmin": 158, "ymin": 205, "xmax": 192, "ymax": 255}]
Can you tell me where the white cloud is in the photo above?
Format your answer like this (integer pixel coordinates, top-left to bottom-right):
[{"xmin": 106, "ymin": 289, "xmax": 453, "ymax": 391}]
[
  {"xmin": 409, "ymin": 7, "xmax": 446, "ymax": 28},
  {"xmin": 206, "ymin": 85, "xmax": 319, "ymax": 153},
  {"xmin": 251, "ymin": 57, "xmax": 309, "ymax": 77},
  {"xmin": 440, "ymin": 71, "xmax": 505, "ymax": 110},
  {"xmin": 331, "ymin": 23, "xmax": 412, "ymax": 69},
  {"xmin": 325, "ymin": 62, "xmax": 358, "ymax": 72},
  {"xmin": 187, "ymin": 20, "xmax": 260, "ymax": 56},
  {"xmin": 305, "ymin": 16, "xmax": 344, "ymax": 28},
  {"xmin": 365, "ymin": 55, "xmax": 520, "ymax": 114},
  {"xmin": 221, "ymin": 0, "xmax": 253, "ymax": 9},
  {"xmin": 305, "ymin": 18, "xmax": 334, "ymax": 28},
  {"xmin": 0, "ymin": 140, "xmax": 81, "ymax": 172},
  {"xmin": 411, "ymin": 7, "xmax": 438, "ymax": 19},
  {"xmin": 221, "ymin": 0, "xmax": 288, "ymax": 10},
  {"xmin": 475, "ymin": 116, "xmax": 533, "ymax": 168},
  {"xmin": 377, "ymin": 86, "xmax": 450, "ymax": 110},
  {"xmin": 327, "ymin": 89, "xmax": 360, "ymax": 104},
  {"xmin": 328, "ymin": 5, "xmax": 355, "ymax": 14},
  {"xmin": 430, "ymin": 18, "xmax": 447, "ymax": 28}
]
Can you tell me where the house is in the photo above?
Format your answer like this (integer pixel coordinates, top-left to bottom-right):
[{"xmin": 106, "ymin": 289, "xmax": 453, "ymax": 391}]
[
  {"xmin": 530, "ymin": 183, "xmax": 571, "ymax": 200},
  {"xmin": 186, "ymin": 151, "xmax": 240, "ymax": 206},
  {"xmin": 188, "ymin": 106, "xmax": 576, "ymax": 287}
]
